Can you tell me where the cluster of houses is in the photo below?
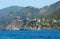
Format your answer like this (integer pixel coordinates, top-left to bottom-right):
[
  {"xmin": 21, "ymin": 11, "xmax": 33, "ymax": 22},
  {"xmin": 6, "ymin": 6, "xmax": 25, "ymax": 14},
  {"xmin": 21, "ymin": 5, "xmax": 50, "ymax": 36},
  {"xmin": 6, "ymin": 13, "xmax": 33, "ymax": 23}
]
[{"xmin": 2, "ymin": 16, "xmax": 60, "ymax": 30}]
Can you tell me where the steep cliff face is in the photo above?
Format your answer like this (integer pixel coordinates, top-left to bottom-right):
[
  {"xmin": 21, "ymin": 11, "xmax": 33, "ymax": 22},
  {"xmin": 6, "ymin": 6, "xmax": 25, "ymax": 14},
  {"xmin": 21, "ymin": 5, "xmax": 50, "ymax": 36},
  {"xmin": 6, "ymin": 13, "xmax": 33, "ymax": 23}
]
[{"xmin": 5, "ymin": 19, "xmax": 23, "ymax": 30}]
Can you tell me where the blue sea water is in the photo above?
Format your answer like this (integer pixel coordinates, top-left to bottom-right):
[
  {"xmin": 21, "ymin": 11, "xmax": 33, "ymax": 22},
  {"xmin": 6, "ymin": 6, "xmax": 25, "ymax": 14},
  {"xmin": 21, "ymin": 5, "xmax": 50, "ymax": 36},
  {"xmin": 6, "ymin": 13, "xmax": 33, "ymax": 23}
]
[{"xmin": 0, "ymin": 30, "xmax": 60, "ymax": 39}]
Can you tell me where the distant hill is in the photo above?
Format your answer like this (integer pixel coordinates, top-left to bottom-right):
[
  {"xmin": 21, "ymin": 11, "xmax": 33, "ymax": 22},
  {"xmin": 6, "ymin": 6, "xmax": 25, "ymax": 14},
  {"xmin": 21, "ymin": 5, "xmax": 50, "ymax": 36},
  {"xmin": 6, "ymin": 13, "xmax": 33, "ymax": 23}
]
[{"xmin": 0, "ymin": 6, "xmax": 23, "ymax": 17}]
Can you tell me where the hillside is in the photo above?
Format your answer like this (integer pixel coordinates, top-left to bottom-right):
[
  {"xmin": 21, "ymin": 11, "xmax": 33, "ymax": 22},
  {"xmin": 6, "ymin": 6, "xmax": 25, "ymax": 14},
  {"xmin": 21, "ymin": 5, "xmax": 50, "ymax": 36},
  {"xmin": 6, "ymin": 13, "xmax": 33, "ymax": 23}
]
[
  {"xmin": 0, "ymin": 1, "xmax": 60, "ymax": 30},
  {"xmin": 45, "ymin": 1, "xmax": 60, "ymax": 18}
]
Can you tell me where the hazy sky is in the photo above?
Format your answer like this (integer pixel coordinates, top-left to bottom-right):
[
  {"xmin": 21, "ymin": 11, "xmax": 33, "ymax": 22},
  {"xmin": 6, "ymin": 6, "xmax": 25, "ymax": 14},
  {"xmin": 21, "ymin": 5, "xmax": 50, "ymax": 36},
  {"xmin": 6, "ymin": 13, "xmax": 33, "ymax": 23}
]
[{"xmin": 0, "ymin": 0, "xmax": 59, "ymax": 9}]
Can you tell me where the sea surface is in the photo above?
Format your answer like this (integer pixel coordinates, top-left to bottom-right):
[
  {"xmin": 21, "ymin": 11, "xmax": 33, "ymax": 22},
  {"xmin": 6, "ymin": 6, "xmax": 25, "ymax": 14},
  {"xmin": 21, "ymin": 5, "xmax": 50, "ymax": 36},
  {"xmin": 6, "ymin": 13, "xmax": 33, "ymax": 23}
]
[{"xmin": 0, "ymin": 30, "xmax": 60, "ymax": 39}]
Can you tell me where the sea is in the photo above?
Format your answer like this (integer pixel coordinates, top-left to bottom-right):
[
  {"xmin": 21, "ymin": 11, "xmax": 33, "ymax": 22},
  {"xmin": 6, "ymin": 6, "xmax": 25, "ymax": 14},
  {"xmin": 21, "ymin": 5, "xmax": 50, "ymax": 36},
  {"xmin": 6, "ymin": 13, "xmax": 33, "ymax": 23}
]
[{"xmin": 0, "ymin": 30, "xmax": 60, "ymax": 39}]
